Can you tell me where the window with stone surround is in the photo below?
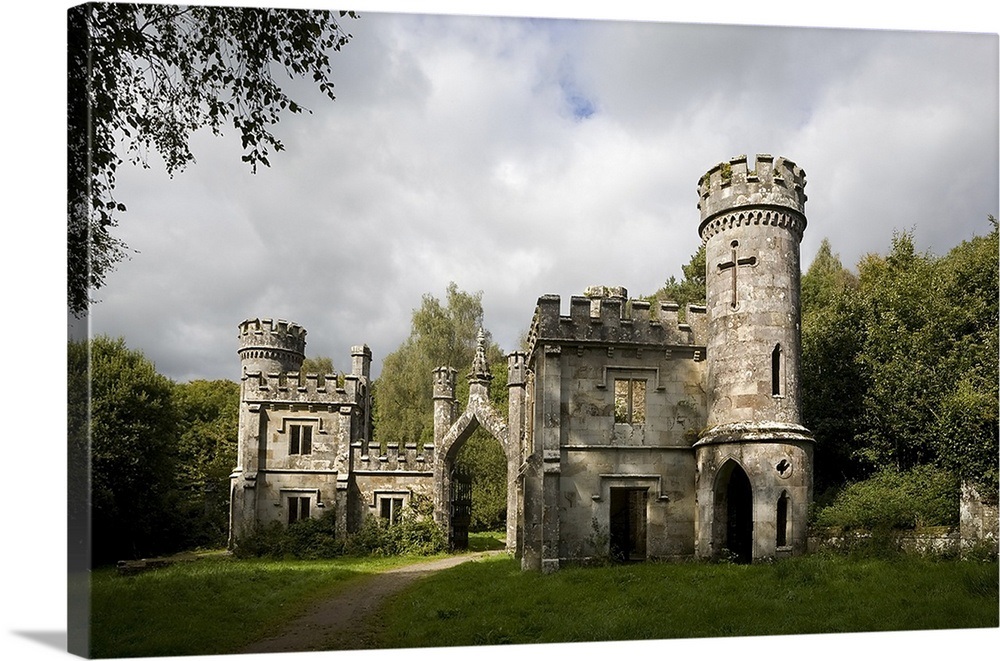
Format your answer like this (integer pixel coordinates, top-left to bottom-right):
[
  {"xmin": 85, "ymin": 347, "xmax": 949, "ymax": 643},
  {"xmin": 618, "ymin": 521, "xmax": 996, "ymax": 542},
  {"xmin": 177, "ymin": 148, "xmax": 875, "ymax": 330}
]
[
  {"xmin": 614, "ymin": 378, "xmax": 646, "ymax": 424},
  {"xmin": 287, "ymin": 495, "xmax": 311, "ymax": 524},
  {"xmin": 289, "ymin": 423, "xmax": 313, "ymax": 455},
  {"xmin": 378, "ymin": 495, "xmax": 405, "ymax": 525}
]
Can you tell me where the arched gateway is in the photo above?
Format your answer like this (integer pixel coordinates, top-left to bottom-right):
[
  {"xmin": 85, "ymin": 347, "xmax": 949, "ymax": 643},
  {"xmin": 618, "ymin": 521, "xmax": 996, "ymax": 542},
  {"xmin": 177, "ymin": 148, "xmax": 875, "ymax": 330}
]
[{"xmin": 431, "ymin": 330, "xmax": 524, "ymax": 551}]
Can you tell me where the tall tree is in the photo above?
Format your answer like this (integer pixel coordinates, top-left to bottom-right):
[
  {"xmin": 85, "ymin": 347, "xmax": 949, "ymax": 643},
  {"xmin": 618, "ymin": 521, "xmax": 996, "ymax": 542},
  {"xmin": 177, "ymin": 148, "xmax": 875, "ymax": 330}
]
[
  {"xmin": 800, "ymin": 239, "xmax": 866, "ymax": 491},
  {"xmin": 802, "ymin": 222, "xmax": 998, "ymax": 497},
  {"xmin": 375, "ymin": 282, "xmax": 507, "ymax": 447},
  {"xmin": 68, "ymin": 3, "xmax": 357, "ymax": 315},
  {"xmin": 925, "ymin": 219, "xmax": 998, "ymax": 495},
  {"xmin": 172, "ymin": 379, "xmax": 240, "ymax": 548},
  {"xmin": 81, "ymin": 336, "xmax": 179, "ymax": 565},
  {"xmin": 801, "ymin": 238, "xmax": 858, "ymax": 311},
  {"xmin": 645, "ymin": 245, "xmax": 706, "ymax": 318}
]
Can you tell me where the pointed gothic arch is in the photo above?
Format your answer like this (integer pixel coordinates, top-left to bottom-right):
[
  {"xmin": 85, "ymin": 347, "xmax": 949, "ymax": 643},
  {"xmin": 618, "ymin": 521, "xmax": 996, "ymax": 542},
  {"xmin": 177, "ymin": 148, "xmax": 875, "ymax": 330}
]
[
  {"xmin": 432, "ymin": 392, "xmax": 515, "ymax": 549},
  {"xmin": 712, "ymin": 459, "xmax": 755, "ymax": 563},
  {"xmin": 431, "ymin": 329, "xmax": 520, "ymax": 551}
]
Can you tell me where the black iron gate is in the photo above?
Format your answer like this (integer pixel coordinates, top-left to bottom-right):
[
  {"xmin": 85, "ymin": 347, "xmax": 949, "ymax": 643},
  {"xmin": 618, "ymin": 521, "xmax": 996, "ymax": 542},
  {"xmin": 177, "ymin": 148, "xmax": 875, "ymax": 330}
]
[{"xmin": 450, "ymin": 468, "xmax": 473, "ymax": 550}]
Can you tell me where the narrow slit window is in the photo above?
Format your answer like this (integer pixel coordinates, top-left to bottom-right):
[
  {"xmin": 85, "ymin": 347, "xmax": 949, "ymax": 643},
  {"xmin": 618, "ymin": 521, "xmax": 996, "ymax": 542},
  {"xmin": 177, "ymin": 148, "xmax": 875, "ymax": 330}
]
[
  {"xmin": 776, "ymin": 491, "xmax": 789, "ymax": 547},
  {"xmin": 771, "ymin": 344, "xmax": 783, "ymax": 397}
]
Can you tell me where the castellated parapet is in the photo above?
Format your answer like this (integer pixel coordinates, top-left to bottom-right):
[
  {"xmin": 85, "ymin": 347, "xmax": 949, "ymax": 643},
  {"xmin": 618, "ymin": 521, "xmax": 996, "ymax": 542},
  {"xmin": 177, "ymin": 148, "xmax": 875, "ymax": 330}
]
[
  {"xmin": 350, "ymin": 442, "xmax": 436, "ymax": 472},
  {"xmin": 241, "ymin": 370, "xmax": 365, "ymax": 406},
  {"xmin": 698, "ymin": 154, "xmax": 807, "ymax": 242},
  {"xmin": 238, "ymin": 317, "xmax": 307, "ymax": 374},
  {"xmin": 526, "ymin": 286, "xmax": 708, "ymax": 360},
  {"xmin": 433, "ymin": 366, "xmax": 458, "ymax": 399}
]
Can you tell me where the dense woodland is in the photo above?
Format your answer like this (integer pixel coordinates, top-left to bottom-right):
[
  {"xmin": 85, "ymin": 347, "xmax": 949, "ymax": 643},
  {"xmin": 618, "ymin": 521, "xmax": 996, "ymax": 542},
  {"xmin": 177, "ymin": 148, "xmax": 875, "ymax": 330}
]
[{"xmin": 69, "ymin": 220, "xmax": 998, "ymax": 565}]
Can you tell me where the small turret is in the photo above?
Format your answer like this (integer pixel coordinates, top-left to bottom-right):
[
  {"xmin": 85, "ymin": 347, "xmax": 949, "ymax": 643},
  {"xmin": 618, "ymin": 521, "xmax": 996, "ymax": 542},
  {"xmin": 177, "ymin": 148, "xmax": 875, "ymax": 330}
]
[
  {"xmin": 433, "ymin": 366, "xmax": 458, "ymax": 445},
  {"xmin": 238, "ymin": 318, "xmax": 306, "ymax": 375},
  {"xmin": 350, "ymin": 344, "xmax": 372, "ymax": 378}
]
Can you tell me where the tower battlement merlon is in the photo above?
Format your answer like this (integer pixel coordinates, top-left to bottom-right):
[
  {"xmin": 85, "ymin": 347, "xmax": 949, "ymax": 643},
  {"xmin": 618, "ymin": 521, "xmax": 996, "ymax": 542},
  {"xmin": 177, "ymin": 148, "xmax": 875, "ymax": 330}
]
[
  {"xmin": 528, "ymin": 291, "xmax": 707, "ymax": 348},
  {"xmin": 433, "ymin": 366, "xmax": 458, "ymax": 399},
  {"xmin": 696, "ymin": 154, "xmax": 807, "ymax": 234},
  {"xmin": 240, "ymin": 369, "xmax": 361, "ymax": 404},
  {"xmin": 238, "ymin": 317, "xmax": 308, "ymax": 354},
  {"xmin": 238, "ymin": 317, "xmax": 307, "ymax": 374}
]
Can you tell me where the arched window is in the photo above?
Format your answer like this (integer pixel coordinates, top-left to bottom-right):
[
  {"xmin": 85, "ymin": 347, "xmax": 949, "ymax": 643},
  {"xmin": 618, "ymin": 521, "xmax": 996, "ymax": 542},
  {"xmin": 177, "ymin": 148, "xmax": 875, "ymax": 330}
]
[
  {"xmin": 776, "ymin": 491, "xmax": 789, "ymax": 547},
  {"xmin": 771, "ymin": 344, "xmax": 783, "ymax": 397}
]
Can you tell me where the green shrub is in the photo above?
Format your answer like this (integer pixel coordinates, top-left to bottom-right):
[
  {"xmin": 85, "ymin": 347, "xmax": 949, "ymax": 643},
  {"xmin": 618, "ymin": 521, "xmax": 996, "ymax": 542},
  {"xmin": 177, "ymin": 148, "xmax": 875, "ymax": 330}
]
[
  {"xmin": 233, "ymin": 506, "xmax": 446, "ymax": 559},
  {"xmin": 813, "ymin": 465, "xmax": 959, "ymax": 531},
  {"xmin": 343, "ymin": 513, "xmax": 446, "ymax": 556}
]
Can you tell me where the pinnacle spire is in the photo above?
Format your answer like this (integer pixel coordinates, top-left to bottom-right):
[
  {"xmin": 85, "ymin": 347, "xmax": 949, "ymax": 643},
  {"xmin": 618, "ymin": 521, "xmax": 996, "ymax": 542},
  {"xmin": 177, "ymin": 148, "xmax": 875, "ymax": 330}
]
[{"xmin": 470, "ymin": 328, "xmax": 492, "ymax": 382}]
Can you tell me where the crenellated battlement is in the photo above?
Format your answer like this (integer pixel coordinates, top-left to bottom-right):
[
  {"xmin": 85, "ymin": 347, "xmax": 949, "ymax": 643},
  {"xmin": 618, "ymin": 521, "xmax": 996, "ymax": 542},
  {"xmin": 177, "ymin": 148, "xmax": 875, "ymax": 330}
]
[
  {"xmin": 697, "ymin": 154, "xmax": 807, "ymax": 236},
  {"xmin": 241, "ymin": 370, "xmax": 366, "ymax": 406},
  {"xmin": 349, "ymin": 441, "xmax": 436, "ymax": 473},
  {"xmin": 239, "ymin": 317, "xmax": 307, "ymax": 354},
  {"xmin": 526, "ymin": 288, "xmax": 708, "ymax": 358},
  {"xmin": 432, "ymin": 366, "xmax": 458, "ymax": 399},
  {"xmin": 507, "ymin": 351, "xmax": 528, "ymax": 386}
]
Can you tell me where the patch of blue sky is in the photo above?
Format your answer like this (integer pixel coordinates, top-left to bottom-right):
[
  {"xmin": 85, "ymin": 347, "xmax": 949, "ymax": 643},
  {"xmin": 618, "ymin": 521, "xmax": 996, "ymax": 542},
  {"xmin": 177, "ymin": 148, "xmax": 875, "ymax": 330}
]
[
  {"xmin": 567, "ymin": 93, "xmax": 596, "ymax": 119},
  {"xmin": 558, "ymin": 71, "xmax": 597, "ymax": 120}
]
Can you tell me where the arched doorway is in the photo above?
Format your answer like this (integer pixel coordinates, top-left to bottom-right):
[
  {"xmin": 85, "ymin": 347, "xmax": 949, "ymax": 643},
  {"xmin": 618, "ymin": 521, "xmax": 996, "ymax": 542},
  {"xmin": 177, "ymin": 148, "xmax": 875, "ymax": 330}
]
[
  {"xmin": 432, "ymin": 329, "xmax": 518, "ymax": 551},
  {"xmin": 715, "ymin": 460, "xmax": 753, "ymax": 563},
  {"xmin": 452, "ymin": 428, "xmax": 508, "ymax": 549},
  {"xmin": 433, "ymin": 403, "xmax": 513, "ymax": 550}
]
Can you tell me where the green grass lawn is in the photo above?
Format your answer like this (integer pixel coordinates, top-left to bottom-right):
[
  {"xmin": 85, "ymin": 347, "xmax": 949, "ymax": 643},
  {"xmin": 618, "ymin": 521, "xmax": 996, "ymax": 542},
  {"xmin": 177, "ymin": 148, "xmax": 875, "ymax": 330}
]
[
  {"xmin": 89, "ymin": 549, "xmax": 998, "ymax": 657},
  {"xmin": 88, "ymin": 552, "xmax": 443, "ymax": 658},
  {"xmin": 466, "ymin": 530, "xmax": 507, "ymax": 551},
  {"xmin": 374, "ymin": 553, "xmax": 999, "ymax": 648}
]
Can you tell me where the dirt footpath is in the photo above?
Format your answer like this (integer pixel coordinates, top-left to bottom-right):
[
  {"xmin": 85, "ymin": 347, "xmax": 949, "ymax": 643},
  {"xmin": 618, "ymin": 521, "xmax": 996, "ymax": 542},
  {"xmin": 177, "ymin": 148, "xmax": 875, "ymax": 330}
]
[{"xmin": 241, "ymin": 551, "xmax": 503, "ymax": 654}]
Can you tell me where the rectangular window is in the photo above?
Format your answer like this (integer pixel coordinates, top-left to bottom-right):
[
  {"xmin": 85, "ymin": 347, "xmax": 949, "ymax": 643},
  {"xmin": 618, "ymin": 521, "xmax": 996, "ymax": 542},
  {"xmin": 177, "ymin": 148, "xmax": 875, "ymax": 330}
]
[
  {"xmin": 379, "ymin": 497, "xmax": 404, "ymax": 525},
  {"xmin": 614, "ymin": 379, "xmax": 646, "ymax": 424},
  {"xmin": 288, "ymin": 496, "xmax": 311, "ymax": 524},
  {"xmin": 289, "ymin": 424, "xmax": 313, "ymax": 455}
]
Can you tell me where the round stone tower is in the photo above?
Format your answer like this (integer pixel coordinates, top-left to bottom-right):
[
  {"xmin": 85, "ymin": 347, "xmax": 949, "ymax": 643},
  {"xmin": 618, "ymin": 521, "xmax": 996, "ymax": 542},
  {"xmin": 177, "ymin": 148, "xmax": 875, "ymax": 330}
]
[
  {"xmin": 237, "ymin": 317, "xmax": 306, "ymax": 375},
  {"xmin": 694, "ymin": 154, "xmax": 814, "ymax": 562}
]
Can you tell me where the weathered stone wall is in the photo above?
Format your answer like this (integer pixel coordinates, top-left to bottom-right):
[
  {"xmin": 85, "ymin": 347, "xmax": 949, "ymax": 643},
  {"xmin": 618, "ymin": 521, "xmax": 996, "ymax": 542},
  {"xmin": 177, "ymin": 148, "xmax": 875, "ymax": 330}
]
[
  {"xmin": 520, "ymin": 288, "xmax": 709, "ymax": 568},
  {"xmin": 559, "ymin": 448, "xmax": 698, "ymax": 560},
  {"xmin": 231, "ymin": 332, "xmax": 373, "ymax": 542},
  {"xmin": 960, "ymin": 481, "xmax": 1000, "ymax": 554},
  {"xmin": 694, "ymin": 440, "xmax": 813, "ymax": 559},
  {"xmin": 349, "ymin": 470, "xmax": 435, "ymax": 532}
]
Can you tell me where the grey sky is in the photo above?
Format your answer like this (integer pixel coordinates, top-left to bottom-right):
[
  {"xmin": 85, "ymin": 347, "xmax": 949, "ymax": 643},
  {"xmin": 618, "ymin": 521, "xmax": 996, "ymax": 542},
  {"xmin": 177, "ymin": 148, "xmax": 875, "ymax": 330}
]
[{"xmin": 84, "ymin": 5, "xmax": 997, "ymax": 385}]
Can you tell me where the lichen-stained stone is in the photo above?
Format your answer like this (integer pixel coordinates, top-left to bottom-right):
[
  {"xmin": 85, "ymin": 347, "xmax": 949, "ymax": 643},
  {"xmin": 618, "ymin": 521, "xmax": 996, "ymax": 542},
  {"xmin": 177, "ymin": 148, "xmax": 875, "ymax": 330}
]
[{"xmin": 231, "ymin": 155, "xmax": 815, "ymax": 569}]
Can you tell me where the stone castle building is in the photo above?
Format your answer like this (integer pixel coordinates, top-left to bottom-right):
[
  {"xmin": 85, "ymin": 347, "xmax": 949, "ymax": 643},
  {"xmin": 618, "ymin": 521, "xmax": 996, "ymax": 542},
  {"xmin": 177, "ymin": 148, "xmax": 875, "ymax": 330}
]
[{"xmin": 230, "ymin": 154, "xmax": 815, "ymax": 570}]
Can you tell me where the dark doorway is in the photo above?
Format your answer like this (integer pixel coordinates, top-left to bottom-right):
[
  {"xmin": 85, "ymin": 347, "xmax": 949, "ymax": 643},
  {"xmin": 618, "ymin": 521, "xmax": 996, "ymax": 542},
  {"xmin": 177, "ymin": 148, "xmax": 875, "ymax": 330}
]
[
  {"xmin": 450, "ymin": 468, "xmax": 473, "ymax": 550},
  {"xmin": 609, "ymin": 488, "xmax": 647, "ymax": 562},
  {"xmin": 725, "ymin": 465, "xmax": 753, "ymax": 563}
]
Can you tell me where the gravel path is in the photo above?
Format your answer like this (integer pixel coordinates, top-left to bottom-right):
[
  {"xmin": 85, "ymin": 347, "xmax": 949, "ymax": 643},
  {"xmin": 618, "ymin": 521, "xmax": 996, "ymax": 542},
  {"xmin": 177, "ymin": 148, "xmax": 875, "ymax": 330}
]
[{"xmin": 241, "ymin": 551, "xmax": 503, "ymax": 653}]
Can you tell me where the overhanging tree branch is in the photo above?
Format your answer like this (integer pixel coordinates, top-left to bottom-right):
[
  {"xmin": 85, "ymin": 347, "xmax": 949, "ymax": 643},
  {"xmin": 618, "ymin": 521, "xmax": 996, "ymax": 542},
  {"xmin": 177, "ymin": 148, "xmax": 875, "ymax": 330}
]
[{"xmin": 68, "ymin": 3, "xmax": 357, "ymax": 315}]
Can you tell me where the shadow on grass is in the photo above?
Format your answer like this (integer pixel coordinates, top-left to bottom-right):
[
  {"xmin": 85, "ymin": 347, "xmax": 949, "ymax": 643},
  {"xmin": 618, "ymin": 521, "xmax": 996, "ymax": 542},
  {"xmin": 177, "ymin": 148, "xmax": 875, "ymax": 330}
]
[{"xmin": 464, "ymin": 531, "xmax": 506, "ymax": 552}]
